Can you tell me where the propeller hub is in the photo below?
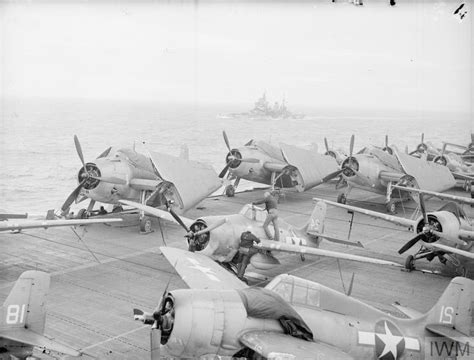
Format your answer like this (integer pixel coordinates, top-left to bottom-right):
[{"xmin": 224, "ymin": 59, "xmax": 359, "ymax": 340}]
[
  {"xmin": 225, "ymin": 149, "xmax": 242, "ymax": 169},
  {"xmin": 341, "ymin": 157, "xmax": 359, "ymax": 177},
  {"xmin": 77, "ymin": 163, "xmax": 101, "ymax": 190},
  {"xmin": 187, "ymin": 220, "xmax": 210, "ymax": 252},
  {"xmin": 417, "ymin": 215, "xmax": 442, "ymax": 244}
]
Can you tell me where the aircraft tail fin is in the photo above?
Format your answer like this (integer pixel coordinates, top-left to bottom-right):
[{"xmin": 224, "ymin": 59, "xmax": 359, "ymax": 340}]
[
  {"xmin": 299, "ymin": 201, "xmax": 326, "ymax": 239},
  {"xmin": 424, "ymin": 277, "xmax": 474, "ymax": 337},
  {"xmin": 2, "ymin": 271, "xmax": 50, "ymax": 335}
]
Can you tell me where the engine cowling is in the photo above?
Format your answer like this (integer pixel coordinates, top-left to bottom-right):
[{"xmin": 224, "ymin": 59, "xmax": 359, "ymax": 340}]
[
  {"xmin": 414, "ymin": 211, "xmax": 461, "ymax": 247},
  {"xmin": 161, "ymin": 289, "xmax": 281, "ymax": 358}
]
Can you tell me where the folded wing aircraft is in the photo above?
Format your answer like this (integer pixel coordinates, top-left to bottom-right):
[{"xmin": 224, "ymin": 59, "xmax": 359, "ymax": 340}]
[
  {"xmin": 134, "ymin": 247, "xmax": 474, "ymax": 360},
  {"xmin": 61, "ymin": 135, "xmax": 221, "ymax": 232},
  {"xmin": 218, "ymin": 131, "xmax": 341, "ymax": 197},
  {"xmin": 316, "ymin": 188, "xmax": 474, "ymax": 274}
]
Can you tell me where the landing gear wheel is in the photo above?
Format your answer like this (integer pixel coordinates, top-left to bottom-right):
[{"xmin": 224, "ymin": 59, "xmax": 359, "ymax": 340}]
[
  {"xmin": 386, "ymin": 200, "xmax": 397, "ymax": 214},
  {"xmin": 140, "ymin": 216, "xmax": 153, "ymax": 234},
  {"xmin": 405, "ymin": 255, "xmax": 415, "ymax": 271},
  {"xmin": 337, "ymin": 193, "xmax": 347, "ymax": 204},
  {"xmin": 300, "ymin": 254, "xmax": 305, "ymax": 262},
  {"xmin": 76, "ymin": 209, "xmax": 88, "ymax": 219},
  {"xmin": 225, "ymin": 185, "xmax": 235, "ymax": 197}
]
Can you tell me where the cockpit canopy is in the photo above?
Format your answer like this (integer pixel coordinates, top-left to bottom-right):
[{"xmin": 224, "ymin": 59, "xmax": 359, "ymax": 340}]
[{"xmin": 266, "ymin": 274, "xmax": 322, "ymax": 309}]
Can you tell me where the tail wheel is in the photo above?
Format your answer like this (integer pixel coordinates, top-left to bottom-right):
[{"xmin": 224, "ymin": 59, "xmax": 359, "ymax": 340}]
[{"xmin": 405, "ymin": 255, "xmax": 415, "ymax": 271}]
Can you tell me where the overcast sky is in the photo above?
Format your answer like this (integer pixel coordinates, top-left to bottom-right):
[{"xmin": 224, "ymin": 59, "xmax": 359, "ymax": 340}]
[{"xmin": 0, "ymin": 1, "xmax": 472, "ymax": 112}]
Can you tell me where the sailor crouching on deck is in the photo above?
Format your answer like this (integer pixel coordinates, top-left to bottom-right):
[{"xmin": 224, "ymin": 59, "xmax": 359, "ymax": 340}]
[
  {"xmin": 237, "ymin": 231, "xmax": 261, "ymax": 281},
  {"xmin": 252, "ymin": 191, "xmax": 280, "ymax": 241}
]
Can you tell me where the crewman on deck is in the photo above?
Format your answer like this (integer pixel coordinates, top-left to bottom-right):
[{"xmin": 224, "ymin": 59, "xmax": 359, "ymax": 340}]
[
  {"xmin": 252, "ymin": 191, "xmax": 280, "ymax": 241},
  {"xmin": 236, "ymin": 230, "xmax": 261, "ymax": 281}
]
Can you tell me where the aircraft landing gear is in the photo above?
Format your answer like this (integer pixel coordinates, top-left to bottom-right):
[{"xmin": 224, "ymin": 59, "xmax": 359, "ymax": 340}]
[
  {"xmin": 385, "ymin": 200, "xmax": 397, "ymax": 215},
  {"xmin": 404, "ymin": 255, "xmax": 415, "ymax": 271},
  {"xmin": 76, "ymin": 208, "xmax": 88, "ymax": 219},
  {"xmin": 139, "ymin": 216, "xmax": 153, "ymax": 234},
  {"xmin": 337, "ymin": 193, "xmax": 347, "ymax": 204},
  {"xmin": 225, "ymin": 177, "xmax": 240, "ymax": 197},
  {"xmin": 225, "ymin": 184, "xmax": 235, "ymax": 197}
]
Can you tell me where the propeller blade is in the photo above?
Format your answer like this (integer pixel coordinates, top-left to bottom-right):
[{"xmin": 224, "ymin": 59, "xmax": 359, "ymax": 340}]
[
  {"xmin": 421, "ymin": 133, "xmax": 424, "ymax": 144},
  {"xmin": 322, "ymin": 169, "xmax": 344, "ymax": 183},
  {"xmin": 150, "ymin": 328, "xmax": 161, "ymax": 360},
  {"xmin": 240, "ymin": 157, "xmax": 259, "ymax": 163},
  {"xmin": 385, "ymin": 135, "xmax": 388, "ymax": 148},
  {"xmin": 61, "ymin": 180, "xmax": 86, "ymax": 212},
  {"xmin": 194, "ymin": 218, "xmax": 227, "ymax": 236},
  {"xmin": 168, "ymin": 207, "xmax": 190, "ymax": 233},
  {"xmin": 90, "ymin": 175, "xmax": 127, "ymax": 185},
  {"xmin": 218, "ymin": 163, "xmax": 231, "ymax": 178},
  {"xmin": 349, "ymin": 134, "xmax": 355, "ymax": 157},
  {"xmin": 74, "ymin": 135, "xmax": 87, "ymax": 172},
  {"xmin": 418, "ymin": 192, "xmax": 429, "ymax": 226},
  {"xmin": 324, "ymin": 138, "xmax": 329, "ymax": 153},
  {"xmin": 222, "ymin": 130, "xmax": 232, "ymax": 152},
  {"xmin": 398, "ymin": 233, "xmax": 424, "ymax": 254}
]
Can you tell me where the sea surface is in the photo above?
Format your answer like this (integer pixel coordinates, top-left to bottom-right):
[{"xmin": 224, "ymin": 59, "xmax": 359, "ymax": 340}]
[{"xmin": 0, "ymin": 97, "xmax": 471, "ymax": 215}]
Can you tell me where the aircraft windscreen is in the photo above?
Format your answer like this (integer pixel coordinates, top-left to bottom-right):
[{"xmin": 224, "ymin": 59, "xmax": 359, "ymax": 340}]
[{"xmin": 268, "ymin": 275, "xmax": 321, "ymax": 309}]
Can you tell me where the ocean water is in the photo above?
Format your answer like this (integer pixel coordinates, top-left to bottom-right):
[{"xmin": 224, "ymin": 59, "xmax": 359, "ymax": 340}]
[{"xmin": 0, "ymin": 97, "xmax": 471, "ymax": 215}]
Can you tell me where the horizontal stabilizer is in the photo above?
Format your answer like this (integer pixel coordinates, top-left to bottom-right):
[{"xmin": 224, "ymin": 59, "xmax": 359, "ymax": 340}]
[
  {"xmin": 256, "ymin": 239, "xmax": 401, "ymax": 267},
  {"xmin": 240, "ymin": 331, "xmax": 354, "ymax": 360},
  {"xmin": 0, "ymin": 329, "xmax": 81, "ymax": 357},
  {"xmin": 426, "ymin": 324, "xmax": 474, "ymax": 347}
]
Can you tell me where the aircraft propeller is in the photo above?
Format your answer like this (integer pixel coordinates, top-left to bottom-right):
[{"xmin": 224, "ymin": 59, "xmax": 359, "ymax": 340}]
[
  {"xmin": 324, "ymin": 137, "xmax": 338, "ymax": 159},
  {"xmin": 167, "ymin": 206, "xmax": 226, "ymax": 251},
  {"xmin": 134, "ymin": 275, "xmax": 175, "ymax": 360},
  {"xmin": 219, "ymin": 130, "xmax": 259, "ymax": 178},
  {"xmin": 398, "ymin": 192, "xmax": 439, "ymax": 254},
  {"xmin": 382, "ymin": 135, "xmax": 393, "ymax": 155},
  {"xmin": 341, "ymin": 135, "xmax": 360, "ymax": 177},
  {"xmin": 410, "ymin": 133, "xmax": 427, "ymax": 156},
  {"xmin": 61, "ymin": 135, "xmax": 126, "ymax": 214}
]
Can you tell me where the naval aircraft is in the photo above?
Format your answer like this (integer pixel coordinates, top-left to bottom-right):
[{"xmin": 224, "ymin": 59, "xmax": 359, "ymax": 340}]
[
  {"xmin": 134, "ymin": 247, "xmax": 474, "ymax": 359},
  {"xmin": 218, "ymin": 131, "xmax": 342, "ymax": 197},
  {"xmin": 61, "ymin": 135, "xmax": 221, "ymax": 232}
]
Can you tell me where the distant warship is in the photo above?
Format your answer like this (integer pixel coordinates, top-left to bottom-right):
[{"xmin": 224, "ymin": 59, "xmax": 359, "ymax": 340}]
[{"xmin": 218, "ymin": 93, "xmax": 305, "ymax": 120}]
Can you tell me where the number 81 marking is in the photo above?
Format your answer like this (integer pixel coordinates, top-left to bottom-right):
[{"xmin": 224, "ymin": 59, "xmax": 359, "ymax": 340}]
[{"xmin": 6, "ymin": 304, "xmax": 26, "ymax": 324}]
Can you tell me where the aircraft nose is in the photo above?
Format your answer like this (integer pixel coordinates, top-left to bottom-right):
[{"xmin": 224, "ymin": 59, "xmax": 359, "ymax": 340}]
[
  {"xmin": 77, "ymin": 162, "xmax": 101, "ymax": 190},
  {"xmin": 341, "ymin": 157, "xmax": 359, "ymax": 177},
  {"xmin": 226, "ymin": 149, "xmax": 243, "ymax": 169}
]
